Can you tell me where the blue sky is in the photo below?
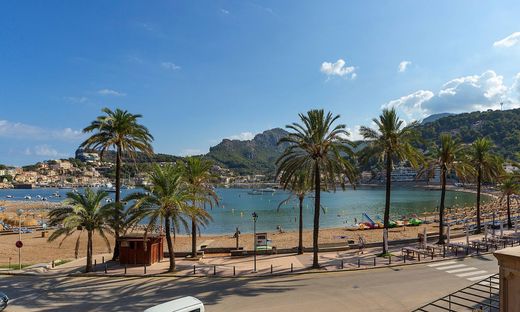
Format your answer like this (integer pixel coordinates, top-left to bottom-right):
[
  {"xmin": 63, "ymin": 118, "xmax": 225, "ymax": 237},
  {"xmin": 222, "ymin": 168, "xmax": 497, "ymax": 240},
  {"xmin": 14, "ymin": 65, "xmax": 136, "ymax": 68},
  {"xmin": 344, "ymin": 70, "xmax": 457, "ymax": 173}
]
[{"xmin": 1, "ymin": 1, "xmax": 520, "ymax": 166}]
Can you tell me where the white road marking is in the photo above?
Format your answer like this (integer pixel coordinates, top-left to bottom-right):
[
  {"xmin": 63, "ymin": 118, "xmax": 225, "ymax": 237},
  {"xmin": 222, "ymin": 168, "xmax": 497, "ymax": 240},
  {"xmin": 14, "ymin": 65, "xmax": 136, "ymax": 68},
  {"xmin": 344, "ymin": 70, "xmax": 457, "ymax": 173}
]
[
  {"xmin": 427, "ymin": 261, "xmax": 458, "ymax": 267},
  {"xmin": 467, "ymin": 274, "xmax": 494, "ymax": 281},
  {"xmin": 445, "ymin": 267, "xmax": 477, "ymax": 274},
  {"xmin": 456, "ymin": 270, "xmax": 488, "ymax": 277},
  {"xmin": 435, "ymin": 264, "xmax": 466, "ymax": 270}
]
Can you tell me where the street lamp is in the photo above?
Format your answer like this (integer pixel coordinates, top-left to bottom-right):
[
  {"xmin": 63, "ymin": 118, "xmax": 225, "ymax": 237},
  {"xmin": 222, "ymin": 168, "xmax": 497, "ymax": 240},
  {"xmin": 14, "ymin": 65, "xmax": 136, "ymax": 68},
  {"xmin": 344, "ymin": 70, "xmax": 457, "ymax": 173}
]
[
  {"xmin": 252, "ymin": 212, "xmax": 258, "ymax": 273},
  {"xmin": 16, "ymin": 209, "xmax": 23, "ymax": 270}
]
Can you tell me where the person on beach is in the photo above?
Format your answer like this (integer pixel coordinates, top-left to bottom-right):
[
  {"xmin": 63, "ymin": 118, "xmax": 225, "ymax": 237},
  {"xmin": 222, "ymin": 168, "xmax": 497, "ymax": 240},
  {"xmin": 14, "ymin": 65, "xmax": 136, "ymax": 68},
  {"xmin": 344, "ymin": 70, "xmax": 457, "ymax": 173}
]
[{"xmin": 358, "ymin": 235, "xmax": 366, "ymax": 255}]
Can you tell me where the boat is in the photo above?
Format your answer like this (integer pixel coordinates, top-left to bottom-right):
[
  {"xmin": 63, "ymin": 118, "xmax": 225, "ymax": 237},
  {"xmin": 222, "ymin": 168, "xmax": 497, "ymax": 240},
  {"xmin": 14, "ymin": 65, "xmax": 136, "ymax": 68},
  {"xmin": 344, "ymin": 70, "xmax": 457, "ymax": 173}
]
[
  {"xmin": 52, "ymin": 192, "xmax": 60, "ymax": 197},
  {"xmin": 248, "ymin": 190, "xmax": 263, "ymax": 195},
  {"xmin": 24, "ymin": 195, "xmax": 32, "ymax": 200},
  {"xmin": 257, "ymin": 188, "xmax": 276, "ymax": 193},
  {"xmin": 5, "ymin": 195, "xmax": 13, "ymax": 199}
]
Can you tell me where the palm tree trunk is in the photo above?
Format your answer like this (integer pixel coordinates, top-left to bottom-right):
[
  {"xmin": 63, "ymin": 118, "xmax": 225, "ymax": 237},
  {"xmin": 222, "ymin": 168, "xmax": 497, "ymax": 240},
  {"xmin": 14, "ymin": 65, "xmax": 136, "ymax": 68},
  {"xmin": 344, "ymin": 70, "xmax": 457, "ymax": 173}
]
[
  {"xmin": 298, "ymin": 196, "xmax": 304, "ymax": 255},
  {"xmin": 507, "ymin": 195, "xmax": 512, "ymax": 229},
  {"xmin": 475, "ymin": 167, "xmax": 482, "ymax": 234},
  {"xmin": 191, "ymin": 217, "xmax": 197, "ymax": 257},
  {"xmin": 112, "ymin": 146, "xmax": 122, "ymax": 261},
  {"xmin": 438, "ymin": 168, "xmax": 447, "ymax": 244},
  {"xmin": 312, "ymin": 163, "xmax": 321, "ymax": 269},
  {"xmin": 165, "ymin": 216, "xmax": 175, "ymax": 272},
  {"xmin": 86, "ymin": 230, "xmax": 93, "ymax": 273},
  {"xmin": 383, "ymin": 155, "xmax": 392, "ymax": 254}
]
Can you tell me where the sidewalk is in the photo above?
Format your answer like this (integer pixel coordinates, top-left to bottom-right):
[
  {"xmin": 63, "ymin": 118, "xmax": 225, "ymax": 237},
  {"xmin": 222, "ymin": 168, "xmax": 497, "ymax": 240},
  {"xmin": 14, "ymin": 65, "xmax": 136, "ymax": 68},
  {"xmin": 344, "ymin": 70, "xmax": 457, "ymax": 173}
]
[{"xmin": 6, "ymin": 228, "xmax": 518, "ymax": 278}]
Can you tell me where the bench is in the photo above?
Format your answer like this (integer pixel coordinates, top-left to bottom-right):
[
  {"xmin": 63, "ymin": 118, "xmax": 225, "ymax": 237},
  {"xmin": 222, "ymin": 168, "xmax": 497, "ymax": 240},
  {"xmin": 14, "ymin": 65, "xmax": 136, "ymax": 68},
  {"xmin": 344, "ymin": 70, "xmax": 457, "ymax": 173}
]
[{"xmin": 401, "ymin": 246, "xmax": 434, "ymax": 260}]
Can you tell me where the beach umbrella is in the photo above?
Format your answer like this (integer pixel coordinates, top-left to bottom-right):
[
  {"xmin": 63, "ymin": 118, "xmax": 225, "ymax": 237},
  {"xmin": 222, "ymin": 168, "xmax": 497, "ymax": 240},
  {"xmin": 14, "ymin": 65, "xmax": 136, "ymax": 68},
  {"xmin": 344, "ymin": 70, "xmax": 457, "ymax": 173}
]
[{"xmin": 500, "ymin": 219, "xmax": 504, "ymax": 238}]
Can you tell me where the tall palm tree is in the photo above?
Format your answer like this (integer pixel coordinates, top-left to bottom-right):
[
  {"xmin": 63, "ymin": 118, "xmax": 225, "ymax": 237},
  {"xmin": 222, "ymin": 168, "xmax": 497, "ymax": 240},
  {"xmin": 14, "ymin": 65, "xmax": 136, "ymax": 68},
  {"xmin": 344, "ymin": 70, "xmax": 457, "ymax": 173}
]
[
  {"xmin": 419, "ymin": 133, "xmax": 471, "ymax": 244},
  {"xmin": 178, "ymin": 157, "xmax": 218, "ymax": 258},
  {"xmin": 277, "ymin": 109, "xmax": 357, "ymax": 268},
  {"xmin": 125, "ymin": 164, "xmax": 193, "ymax": 272},
  {"xmin": 81, "ymin": 107, "xmax": 154, "ymax": 260},
  {"xmin": 468, "ymin": 138, "xmax": 504, "ymax": 233},
  {"xmin": 277, "ymin": 170, "xmax": 312, "ymax": 254},
  {"xmin": 499, "ymin": 174, "xmax": 520, "ymax": 229},
  {"xmin": 47, "ymin": 189, "xmax": 112, "ymax": 273},
  {"xmin": 360, "ymin": 108, "xmax": 422, "ymax": 254}
]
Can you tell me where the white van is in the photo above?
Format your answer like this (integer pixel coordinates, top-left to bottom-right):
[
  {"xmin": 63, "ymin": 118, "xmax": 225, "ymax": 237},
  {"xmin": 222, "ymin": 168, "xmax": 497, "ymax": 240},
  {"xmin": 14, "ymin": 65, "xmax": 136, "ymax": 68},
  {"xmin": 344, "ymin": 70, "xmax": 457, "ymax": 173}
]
[{"xmin": 144, "ymin": 296, "xmax": 205, "ymax": 312}]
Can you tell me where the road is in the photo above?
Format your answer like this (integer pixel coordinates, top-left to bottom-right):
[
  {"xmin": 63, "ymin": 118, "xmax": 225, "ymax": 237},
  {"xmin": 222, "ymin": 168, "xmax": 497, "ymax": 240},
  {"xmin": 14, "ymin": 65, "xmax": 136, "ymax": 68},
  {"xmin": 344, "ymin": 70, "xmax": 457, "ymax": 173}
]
[{"xmin": 0, "ymin": 254, "xmax": 499, "ymax": 312}]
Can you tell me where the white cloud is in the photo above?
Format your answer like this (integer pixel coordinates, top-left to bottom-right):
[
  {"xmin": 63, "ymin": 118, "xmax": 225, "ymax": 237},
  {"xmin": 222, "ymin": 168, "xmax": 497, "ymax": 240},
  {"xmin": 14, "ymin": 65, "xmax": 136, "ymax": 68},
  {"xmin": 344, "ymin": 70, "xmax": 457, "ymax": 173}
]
[
  {"xmin": 346, "ymin": 125, "xmax": 364, "ymax": 141},
  {"xmin": 320, "ymin": 59, "xmax": 356, "ymax": 79},
  {"xmin": 0, "ymin": 120, "xmax": 84, "ymax": 141},
  {"xmin": 180, "ymin": 148, "xmax": 202, "ymax": 156},
  {"xmin": 383, "ymin": 70, "xmax": 519, "ymax": 120},
  {"xmin": 493, "ymin": 32, "xmax": 520, "ymax": 48},
  {"xmin": 33, "ymin": 145, "xmax": 68, "ymax": 158},
  {"xmin": 228, "ymin": 132, "xmax": 255, "ymax": 141},
  {"xmin": 220, "ymin": 8, "xmax": 230, "ymax": 14},
  {"xmin": 161, "ymin": 62, "xmax": 181, "ymax": 71},
  {"xmin": 398, "ymin": 61, "xmax": 412, "ymax": 73},
  {"xmin": 63, "ymin": 96, "xmax": 88, "ymax": 103},
  {"xmin": 97, "ymin": 89, "xmax": 126, "ymax": 96}
]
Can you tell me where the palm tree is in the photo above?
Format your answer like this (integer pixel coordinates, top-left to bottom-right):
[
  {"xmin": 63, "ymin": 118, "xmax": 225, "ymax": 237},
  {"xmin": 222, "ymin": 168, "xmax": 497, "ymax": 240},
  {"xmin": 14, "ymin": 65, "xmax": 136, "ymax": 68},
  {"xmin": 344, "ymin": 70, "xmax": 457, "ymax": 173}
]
[
  {"xmin": 360, "ymin": 108, "xmax": 422, "ymax": 254},
  {"xmin": 178, "ymin": 157, "xmax": 218, "ymax": 258},
  {"xmin": 420, "ymin": 133, "xmax": 471, "ymax": 244},
  {"xmin": 277, "ymin": 109, "xmax": 357, "ymax": 268},
  {"xmin": 125, "ymin": 164, "xmax": 193, "ymax": 272},
  {"xmin": 47, "ymin": 189, "xmax": 112, "ymax": 272},
  {"xmin": 81, "ymin": 107, "xmax": 154, "ymax": 260},
  {"xmin": 499, "ymin": 174, "xmax": 520, "ymax": 229},
  {"xmin": 277, "ymin": 170, "xmax": 312, "ymax": 254},
  {"xmin": 468, "ymin": 138, "xmax": 504, "ymax": 233}
]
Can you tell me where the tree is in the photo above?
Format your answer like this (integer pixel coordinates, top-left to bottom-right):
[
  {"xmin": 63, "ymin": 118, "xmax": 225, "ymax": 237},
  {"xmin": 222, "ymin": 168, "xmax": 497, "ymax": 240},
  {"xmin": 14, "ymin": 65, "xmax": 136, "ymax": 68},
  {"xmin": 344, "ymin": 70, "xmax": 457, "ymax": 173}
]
[
  {"xmin": 499, "ymin": 174, "xmax": 520, "ymax": 229},
  {"xmin": 277, "ymin": 109, "xmax": 357, "ymax": 268},
  {"xmin": 126, "ymin": 164, "xmax": 193, "ymax": 272},
  {"xmin": 419, "ymin": 133, "xmax": 471, "ymax": 244},
  {"xmin": 468, "ymin": 138, "xmax": 504, "ymax": 233},
  {"xmin": 360, "ymin": 108, "xmax": 422, "ymax": 254},
  {"xmin": 81, "ymin": 107, "xmax": 154, "ymax": 260},
  {"xmin": 277, "ymin": 170, "xmax": 312, "ymax": 254},
  {"xmin": 47, "ymin": 189, "xmax": 112, "ymax": 273},
  {"xmin": 178, "ymin": 157, "xmax": 217, "ymax": 258}
]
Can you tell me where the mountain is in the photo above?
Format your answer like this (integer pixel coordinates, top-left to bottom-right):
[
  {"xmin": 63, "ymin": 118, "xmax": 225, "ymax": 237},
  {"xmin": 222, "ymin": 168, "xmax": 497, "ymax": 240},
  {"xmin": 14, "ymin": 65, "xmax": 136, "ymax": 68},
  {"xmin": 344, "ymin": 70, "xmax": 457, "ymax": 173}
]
[
  {"xmin": 416, "ymin": 108, "xmax": 520, "ymax": 160},
  {"xmin": 206, "ymin": 128, "xmax": 289, "ymax": 176},
  {"xmin": 421, "ymin": 113, "xmax": 454, "ymax": 124}
]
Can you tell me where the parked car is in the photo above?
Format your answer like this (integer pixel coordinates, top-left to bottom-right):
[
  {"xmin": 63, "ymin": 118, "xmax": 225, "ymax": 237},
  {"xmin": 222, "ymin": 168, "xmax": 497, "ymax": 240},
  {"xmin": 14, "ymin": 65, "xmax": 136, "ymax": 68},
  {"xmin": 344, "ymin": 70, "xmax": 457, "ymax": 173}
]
[
  {"xmin": 0, "ymin": 292, "xmax": 8, "ymax": 311},
  {"xmin": 144, "ymin": 296, "xmax": 204, "ymax": 312}
]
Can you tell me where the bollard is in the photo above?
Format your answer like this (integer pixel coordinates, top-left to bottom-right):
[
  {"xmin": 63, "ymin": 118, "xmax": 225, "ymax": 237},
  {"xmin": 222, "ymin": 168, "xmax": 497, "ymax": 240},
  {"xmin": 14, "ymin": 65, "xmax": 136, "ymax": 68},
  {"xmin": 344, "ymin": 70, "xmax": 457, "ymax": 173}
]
[
  {"xmin": 291, "ymin": 263, "xmax": 293, "ymax": 273},
  {"xmin": 477, "ymin": 247, "xmax": 480, "ymax": 255},
  {"xmin": 94, "ymin": 259, "xmax": 97, "ymax": 271},
  {"xmin": 213, "ymin": 265, "xmax": 216, "ymax": 276},
  {"xmin": 465, "ymin": 247, "xmax": 469, "ymax": 256},
  {"xmin": 9, "ymin": 257, "xmax": 11, "ymax": 270},
  {"xmin": 455, "ymin": 248, "xmax": 458, "ymax": 256},
  {"xmin": 270, "ymin": 264, "xmax": 273, "ymax": 274},
  {"xmin": 193, "ymin": 265, "xmax": 196, "ymax": 274},
  {"xmin": 443, "ymin": 245, "xmax": 446, "ymax": 258},
  {"xmin": 404, "ymin": 255, "xmax": 406, "ymax": 263},
  {"xmin": 418, "ymin": 253, "xmax": 421, "ymax": 262},
  {"xmin": 102, "ymin": 256, "xmax": 105, "ymax": 264},
  {"xmin": 431, "ymin": 251, "xmax": 434, "ymax": 260},
  {"xmin": 341, "ymin": 260, "xmax": 344, "ymax": 269},
  {"xmin": 52, "ymin": 260, "xmax": 55, "ymax": 268},
  {"xmin": 104, "ymin": 263, "xmax": 107, "ymax": 274},
  {"xmin": 124, "ymin": 264, "xmax": 127, "ymax": 275},
  {"xmin": 373, "ymin": 257, "xmax": 376, "ymax": 266},
  {"xmin": 144, "ymin": 263, "xmax": 147, "ymax": 275},
  {"xmin": 233, "ymin": 266, "xmax": 236, "ymax": 276},
  {"xmin": 388, "ymin": 255, "xmax": 391, "ymax": 265},
  {"xmin": 357, "ymin": 258, "xmax": 360, "ymax": 268}
]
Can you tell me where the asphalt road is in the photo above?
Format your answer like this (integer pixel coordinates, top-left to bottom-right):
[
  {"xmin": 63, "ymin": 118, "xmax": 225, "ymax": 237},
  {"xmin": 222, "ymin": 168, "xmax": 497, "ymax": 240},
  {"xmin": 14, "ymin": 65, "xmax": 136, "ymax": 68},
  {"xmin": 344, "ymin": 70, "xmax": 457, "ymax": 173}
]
[{"xmin": 0, "ymin": 254, "xmax": 499, "ymax": 312}]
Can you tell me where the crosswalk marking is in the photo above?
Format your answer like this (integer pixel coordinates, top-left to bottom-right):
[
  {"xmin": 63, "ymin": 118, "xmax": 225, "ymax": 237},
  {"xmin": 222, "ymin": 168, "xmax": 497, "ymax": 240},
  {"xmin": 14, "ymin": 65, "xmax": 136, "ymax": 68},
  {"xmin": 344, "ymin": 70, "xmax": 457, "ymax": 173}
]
[
  {"xmin": 467, "ymin": 274, "xmax": 494, "ymax": 281},
  {"xmin": 445, "ymin": 267, "xmax": 477, "ymax": 274},
  {"xmin": 427, "ymin": 261, "xmax": 458, "ymax": 267},
  {"xmin": 456, "ymin": 270, "xmax": 488, "ymax": 277},
  {"xmin": 434, "ymin": 264, "xmax": 466, "ymax": 270}
]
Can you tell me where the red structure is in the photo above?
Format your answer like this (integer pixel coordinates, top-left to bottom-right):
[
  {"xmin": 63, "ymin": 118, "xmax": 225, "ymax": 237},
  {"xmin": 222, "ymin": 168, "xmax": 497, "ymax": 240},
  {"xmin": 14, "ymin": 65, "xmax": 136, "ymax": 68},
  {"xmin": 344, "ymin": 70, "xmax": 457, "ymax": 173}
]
[{"xmin": 118, "ymin": 234, "xmax": 164, "ymax": 265}]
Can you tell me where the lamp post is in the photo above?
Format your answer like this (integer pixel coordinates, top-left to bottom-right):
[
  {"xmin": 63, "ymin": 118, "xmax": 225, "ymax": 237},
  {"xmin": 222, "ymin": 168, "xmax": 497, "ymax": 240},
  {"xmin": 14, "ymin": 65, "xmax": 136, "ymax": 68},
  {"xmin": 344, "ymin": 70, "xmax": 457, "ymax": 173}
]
[
  {"xmin": 252, "ymin": 212, "xmax": 258, "ymax": 273},
  {"xmin": 16, "ymin": 209, "xmax": 23, "ymax": 270}
]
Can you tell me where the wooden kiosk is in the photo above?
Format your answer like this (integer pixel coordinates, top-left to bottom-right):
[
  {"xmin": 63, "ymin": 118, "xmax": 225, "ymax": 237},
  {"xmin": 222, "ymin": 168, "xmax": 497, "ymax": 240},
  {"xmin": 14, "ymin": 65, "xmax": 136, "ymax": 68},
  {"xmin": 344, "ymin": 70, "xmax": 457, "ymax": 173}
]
[{"xmin": 118, "ymin": 234, "xmax": 164, "ymax": 266}]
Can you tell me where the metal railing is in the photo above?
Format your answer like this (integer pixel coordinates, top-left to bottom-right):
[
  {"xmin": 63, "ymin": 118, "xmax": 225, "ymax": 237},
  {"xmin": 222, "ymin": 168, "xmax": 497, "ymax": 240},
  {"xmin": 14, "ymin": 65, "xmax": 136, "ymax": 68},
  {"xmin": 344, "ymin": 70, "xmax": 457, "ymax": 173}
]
[{"xmin": 414, "ymin": 273, "xmax": 500, "ymax": 311}]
